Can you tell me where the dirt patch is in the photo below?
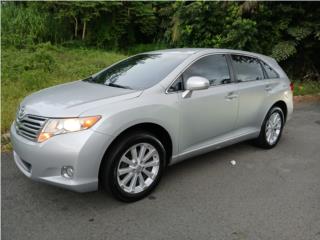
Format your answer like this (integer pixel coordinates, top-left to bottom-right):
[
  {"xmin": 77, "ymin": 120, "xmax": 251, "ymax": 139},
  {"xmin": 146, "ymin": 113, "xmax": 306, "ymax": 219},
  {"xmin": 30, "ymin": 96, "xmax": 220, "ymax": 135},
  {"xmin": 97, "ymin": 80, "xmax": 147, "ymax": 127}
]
[
  {"xmin": 293, "ymin": 94, "xmax": 320, "ymax": 104},
  {"xmin": 1, "ymin": 133, "xmax": 12, "ymax": 152}
]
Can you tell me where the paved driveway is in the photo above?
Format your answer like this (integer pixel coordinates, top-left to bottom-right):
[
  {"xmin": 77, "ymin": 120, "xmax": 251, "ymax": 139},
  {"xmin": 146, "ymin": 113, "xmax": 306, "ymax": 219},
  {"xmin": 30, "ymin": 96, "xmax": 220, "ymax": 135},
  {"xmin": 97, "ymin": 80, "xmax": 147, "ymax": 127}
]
[{"xmin": 2, "ymin": 102, "xmax": 320, "ymax": 240}]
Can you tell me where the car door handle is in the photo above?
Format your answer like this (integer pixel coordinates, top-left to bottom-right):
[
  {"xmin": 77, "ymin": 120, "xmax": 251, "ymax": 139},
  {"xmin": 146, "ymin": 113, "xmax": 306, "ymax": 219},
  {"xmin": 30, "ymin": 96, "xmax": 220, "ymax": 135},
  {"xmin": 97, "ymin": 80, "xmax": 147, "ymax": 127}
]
[
  {"xmin": 265, "ymin": 85, "xmax": 273, "ymax": 92},
  {"xmin": 225, "ymin": 92, "xmax": 238, "ymax": 100}
]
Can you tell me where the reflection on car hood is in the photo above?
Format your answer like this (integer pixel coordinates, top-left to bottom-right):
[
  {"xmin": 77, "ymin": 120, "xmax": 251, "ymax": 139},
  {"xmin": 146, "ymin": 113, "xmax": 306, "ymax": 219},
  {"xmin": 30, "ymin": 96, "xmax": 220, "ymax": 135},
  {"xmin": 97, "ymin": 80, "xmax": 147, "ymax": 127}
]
[{"xmin": 20, "ymin": 81, "xmax": 142, "ymax": 117}]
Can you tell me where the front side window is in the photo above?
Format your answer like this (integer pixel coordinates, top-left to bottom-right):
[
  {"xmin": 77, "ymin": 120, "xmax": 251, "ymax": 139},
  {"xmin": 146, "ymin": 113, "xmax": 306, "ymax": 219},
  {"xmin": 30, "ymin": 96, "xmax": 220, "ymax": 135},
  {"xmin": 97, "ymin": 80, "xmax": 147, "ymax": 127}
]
[
  {"xmin": 261, "ymin": 61, "xmax": 279, "ymax": 79},
  {"xmin": 182, "ymin": 55, "xmax": 231, "ymax": 86},
  {"xmin": 168, "ymin": 76, "xmax": 184, "ymax": 92},
  {"xmin": 231, "ymin": 55, "xmax": 264, "ymax": 82},
  {"xmin": 86, "ymin": 53, "xmax": 190, "ymax": 90}
]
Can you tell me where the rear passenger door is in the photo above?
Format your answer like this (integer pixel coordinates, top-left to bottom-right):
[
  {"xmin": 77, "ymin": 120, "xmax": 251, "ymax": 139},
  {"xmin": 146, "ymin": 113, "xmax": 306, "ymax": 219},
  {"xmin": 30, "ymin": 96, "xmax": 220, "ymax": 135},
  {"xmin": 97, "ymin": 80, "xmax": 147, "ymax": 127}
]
[{"xmin": 230, "ymin": 54, "xmax": 269, "ymax": 131}]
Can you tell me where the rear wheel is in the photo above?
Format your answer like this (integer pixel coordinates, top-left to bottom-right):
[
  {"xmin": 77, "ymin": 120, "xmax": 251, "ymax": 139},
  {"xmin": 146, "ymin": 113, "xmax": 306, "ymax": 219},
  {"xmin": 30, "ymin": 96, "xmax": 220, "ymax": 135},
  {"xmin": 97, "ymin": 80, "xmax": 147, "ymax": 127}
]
[
  {"xmin": 101, "ymin": 131, "xmax": 166, "ymax": 202},
  {"xmin": 254, "ymin": 106, "xmax": 284, "ymax": 149}
]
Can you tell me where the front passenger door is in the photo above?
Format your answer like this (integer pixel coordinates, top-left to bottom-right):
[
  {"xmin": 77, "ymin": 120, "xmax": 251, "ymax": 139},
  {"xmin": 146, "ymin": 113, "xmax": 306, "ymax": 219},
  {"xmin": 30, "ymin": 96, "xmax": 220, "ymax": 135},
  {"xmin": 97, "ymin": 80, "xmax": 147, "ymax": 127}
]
[{"xmin": 178, "ymin": 54, "xmax": 239, "ymax": 153}]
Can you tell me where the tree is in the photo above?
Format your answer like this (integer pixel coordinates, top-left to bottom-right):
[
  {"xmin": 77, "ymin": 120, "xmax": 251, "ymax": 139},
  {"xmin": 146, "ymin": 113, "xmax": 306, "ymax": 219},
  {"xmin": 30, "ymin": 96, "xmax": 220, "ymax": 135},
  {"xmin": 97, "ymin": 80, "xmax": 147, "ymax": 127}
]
[{"xmin": 2, "ymin": 1, "xmax": 319, "ymax": 80}]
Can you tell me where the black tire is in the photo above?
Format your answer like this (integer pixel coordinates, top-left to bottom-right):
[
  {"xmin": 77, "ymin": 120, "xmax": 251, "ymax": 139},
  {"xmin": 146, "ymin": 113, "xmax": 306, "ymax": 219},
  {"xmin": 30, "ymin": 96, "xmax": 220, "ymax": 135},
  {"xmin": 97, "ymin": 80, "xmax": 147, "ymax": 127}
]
[
  {"xmin": 100, "ymin": 131, "xmax": 166, "ymax": 202},
  {"xmin": 254, "ymin": 106, "xmax": 284, "ymax": 149}
]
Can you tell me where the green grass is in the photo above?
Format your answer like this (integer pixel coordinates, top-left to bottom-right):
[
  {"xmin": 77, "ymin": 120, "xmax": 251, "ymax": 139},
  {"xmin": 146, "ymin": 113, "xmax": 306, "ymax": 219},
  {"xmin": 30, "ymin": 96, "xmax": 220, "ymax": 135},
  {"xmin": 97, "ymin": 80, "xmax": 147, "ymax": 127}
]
[
  {"xmin": 292, "ymin": 80, "xmax": 320, "ymax": 96},
  {"xmin": 1, "ymin": 44, "xmax": 126, "ymax": 134}
]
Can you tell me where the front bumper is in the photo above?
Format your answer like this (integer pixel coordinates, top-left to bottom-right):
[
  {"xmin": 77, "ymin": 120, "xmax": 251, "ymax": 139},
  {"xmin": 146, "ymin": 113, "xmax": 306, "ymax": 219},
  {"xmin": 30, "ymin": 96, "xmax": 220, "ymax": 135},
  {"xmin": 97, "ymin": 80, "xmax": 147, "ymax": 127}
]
[{"xmin": 10, "ymin": 122, "xmax": 112, "ymax": 192}]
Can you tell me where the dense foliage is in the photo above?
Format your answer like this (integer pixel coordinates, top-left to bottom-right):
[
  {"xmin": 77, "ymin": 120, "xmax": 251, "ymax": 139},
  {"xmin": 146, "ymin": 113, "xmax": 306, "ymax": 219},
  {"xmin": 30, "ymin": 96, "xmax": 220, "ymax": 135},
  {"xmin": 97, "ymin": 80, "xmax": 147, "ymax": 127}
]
[{"xmin": 1, "ymin": 1, "xmax": 320, "ymax": 81}]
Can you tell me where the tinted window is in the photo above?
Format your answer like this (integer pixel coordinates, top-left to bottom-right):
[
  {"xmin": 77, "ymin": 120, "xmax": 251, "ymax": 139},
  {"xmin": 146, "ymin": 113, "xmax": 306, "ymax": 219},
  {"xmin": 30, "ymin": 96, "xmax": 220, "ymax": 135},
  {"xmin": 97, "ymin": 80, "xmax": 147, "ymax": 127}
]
[
  {"xmin": 183, "ymin": 55, "xmax": 231, "ymax": 86},
  {"xmin": 231, "ymin": 55, "xmax": 264, "ymax": 82},
  {"xmin": 87, "ymin": 53, "xmax": 189, "ymax": 90},
  {"xmin": 168, "ymin": 76, "xmax": 184, "ymax": 92},
  {"xmin": 261, "ymin": 61, "xmax": 279, "ymax": 79}
]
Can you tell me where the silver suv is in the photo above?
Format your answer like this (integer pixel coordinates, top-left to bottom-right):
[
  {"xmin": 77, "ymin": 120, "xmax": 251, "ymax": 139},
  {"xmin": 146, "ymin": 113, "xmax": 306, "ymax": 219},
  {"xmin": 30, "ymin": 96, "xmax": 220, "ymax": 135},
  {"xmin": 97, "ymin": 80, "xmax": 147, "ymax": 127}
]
[{"xmin": 11, "ymin": 48, "xmax": 293, "ymax": 201}]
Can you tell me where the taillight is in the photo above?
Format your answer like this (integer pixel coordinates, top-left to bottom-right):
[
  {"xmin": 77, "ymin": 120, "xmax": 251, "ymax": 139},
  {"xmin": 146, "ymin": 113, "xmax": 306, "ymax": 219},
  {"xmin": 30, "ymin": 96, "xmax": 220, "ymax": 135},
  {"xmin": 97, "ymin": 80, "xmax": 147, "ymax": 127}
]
[{"xmin": 290, "ymin": 82, "xmax": 294, "ymax": 92}]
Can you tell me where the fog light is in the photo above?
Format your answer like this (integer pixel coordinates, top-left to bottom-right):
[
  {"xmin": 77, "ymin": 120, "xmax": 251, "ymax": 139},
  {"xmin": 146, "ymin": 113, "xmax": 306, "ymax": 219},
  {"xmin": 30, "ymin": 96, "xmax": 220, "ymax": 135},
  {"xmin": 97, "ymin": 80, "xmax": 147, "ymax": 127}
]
[{"xmin": 61, "ymin": 166, "xmax": 74, "ymax": 179}]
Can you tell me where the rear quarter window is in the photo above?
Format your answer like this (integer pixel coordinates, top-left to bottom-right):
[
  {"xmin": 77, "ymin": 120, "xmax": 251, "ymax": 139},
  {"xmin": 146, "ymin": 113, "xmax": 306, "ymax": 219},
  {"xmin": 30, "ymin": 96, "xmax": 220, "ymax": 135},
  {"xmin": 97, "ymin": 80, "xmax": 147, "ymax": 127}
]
[{"xmin": 261, "ymin": 61, "xmax": 279, "ymax": 79}]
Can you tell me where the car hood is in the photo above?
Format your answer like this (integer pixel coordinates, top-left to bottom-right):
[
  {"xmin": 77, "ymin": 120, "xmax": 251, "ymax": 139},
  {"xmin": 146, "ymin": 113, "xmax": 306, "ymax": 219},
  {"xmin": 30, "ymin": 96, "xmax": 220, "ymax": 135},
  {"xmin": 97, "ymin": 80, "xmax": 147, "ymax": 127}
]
[{"xmin": 21, "ymin": 80, "xmax": 142, "ymax": 117}]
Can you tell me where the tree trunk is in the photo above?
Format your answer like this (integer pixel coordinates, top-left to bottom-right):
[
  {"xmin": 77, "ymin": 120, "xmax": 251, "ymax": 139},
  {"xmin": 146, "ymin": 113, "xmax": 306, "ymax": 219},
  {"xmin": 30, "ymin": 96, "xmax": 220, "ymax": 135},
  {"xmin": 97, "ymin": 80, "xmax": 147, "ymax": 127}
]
[
  {"xmin": 73, "ymin": 16, "xmax": 78, "ymax": 38},
  {"xmin": 82, "ymin": 20, "xmax": 86, "ymax": 40}
]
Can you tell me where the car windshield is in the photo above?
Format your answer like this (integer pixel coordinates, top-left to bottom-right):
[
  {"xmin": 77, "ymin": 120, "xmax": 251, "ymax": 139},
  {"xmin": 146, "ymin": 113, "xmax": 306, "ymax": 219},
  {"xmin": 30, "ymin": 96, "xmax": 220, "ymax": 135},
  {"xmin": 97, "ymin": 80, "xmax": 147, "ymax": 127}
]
[{"xmin": 85, "ymin": 53, "xmax": 190, "ymax": 90}]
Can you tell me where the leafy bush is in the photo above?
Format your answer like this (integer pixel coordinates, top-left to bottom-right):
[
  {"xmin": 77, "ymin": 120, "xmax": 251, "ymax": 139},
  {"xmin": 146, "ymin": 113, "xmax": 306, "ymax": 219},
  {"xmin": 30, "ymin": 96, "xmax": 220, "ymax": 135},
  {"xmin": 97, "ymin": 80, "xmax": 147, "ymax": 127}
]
[
  {"xmin": 24, "ymin": 49, "xmax": 56, "ymax": 72},
  {"xmin": 292, "ymin": 81, "xmax": 320, "ymax": 96},
  {"xmin": 272, "ymin": 41, "xmax": 297, "ymax": 62},
  {"xmin": 125, "ymin": 43, "xmax": 168, "ymax": 55},
  {"xmin": 1, "ymin": 3, "xmax": 49, "ymax": 47},
  {"xmin": 2, "ymin": 2, "xmax": 319, "ymax": 81}
]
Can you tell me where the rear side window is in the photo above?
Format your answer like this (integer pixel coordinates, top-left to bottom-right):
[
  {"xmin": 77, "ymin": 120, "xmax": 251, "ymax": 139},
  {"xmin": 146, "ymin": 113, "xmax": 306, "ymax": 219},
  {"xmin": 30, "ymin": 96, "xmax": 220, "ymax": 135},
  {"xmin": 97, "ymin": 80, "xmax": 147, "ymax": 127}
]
[
  {"xmin": 261, "ymin": 61, "xmax": 279, "ymax": 79},
  {"xmin": 231, "ymin": 55, "xmax": 264, "ymax": 82},
  {"xmin": 182, "ymin": 54, "xmax": 231, "ymax": 86}
]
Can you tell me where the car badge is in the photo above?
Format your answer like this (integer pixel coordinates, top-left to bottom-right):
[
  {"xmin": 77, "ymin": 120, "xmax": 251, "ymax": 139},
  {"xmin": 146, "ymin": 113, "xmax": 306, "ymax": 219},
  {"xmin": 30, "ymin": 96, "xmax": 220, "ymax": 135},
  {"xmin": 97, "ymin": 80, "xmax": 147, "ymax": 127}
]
[{"xmin": 18, "ymin": 106, "xmax": 26, "ymax": 120}]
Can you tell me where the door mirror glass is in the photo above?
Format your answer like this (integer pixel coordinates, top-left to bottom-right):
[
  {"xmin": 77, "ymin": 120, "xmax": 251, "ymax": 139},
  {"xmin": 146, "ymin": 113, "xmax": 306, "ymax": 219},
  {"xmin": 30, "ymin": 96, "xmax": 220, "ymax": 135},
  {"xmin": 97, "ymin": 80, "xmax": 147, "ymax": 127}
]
[{"xmin": 185, "ymin": 76, "xmax": 210, "ymax": 91}]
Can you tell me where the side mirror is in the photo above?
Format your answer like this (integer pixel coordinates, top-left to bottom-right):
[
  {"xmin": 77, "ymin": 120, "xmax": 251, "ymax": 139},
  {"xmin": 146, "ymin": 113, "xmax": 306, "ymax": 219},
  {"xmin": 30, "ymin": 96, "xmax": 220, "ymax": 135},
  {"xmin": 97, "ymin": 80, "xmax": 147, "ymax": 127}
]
[{"xmin": 182, "ymin": 76, "xmax": 210, "ymax": 98}]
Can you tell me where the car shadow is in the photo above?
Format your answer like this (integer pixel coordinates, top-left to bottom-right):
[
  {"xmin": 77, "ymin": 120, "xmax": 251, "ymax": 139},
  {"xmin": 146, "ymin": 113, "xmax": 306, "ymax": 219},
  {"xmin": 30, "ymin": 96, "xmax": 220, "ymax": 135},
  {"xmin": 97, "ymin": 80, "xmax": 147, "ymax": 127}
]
[{"xmin": 165, "ymin": 141, "xmax": 256, "ymax": 175}]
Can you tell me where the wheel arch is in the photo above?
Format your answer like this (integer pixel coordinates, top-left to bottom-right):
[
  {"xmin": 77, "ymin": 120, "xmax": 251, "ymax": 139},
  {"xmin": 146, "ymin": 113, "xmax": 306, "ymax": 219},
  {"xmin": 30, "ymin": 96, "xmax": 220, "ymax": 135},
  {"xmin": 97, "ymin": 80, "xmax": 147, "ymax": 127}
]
[
  {"xmin": 270, "ymin": 100, "xmax": 288, "ymax": 122},
  {"xmin": 98, "ymin": 122, "xmax": 173, "ymax": 183}
]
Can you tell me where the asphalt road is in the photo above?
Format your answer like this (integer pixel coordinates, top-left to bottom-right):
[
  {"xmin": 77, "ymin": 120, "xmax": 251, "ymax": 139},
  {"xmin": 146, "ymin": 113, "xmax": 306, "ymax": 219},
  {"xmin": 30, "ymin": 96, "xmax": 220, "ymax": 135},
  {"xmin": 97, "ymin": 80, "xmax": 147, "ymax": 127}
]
[{"xmin": 2, "ymin": 102, "xmax": 320, "ymax": 240}]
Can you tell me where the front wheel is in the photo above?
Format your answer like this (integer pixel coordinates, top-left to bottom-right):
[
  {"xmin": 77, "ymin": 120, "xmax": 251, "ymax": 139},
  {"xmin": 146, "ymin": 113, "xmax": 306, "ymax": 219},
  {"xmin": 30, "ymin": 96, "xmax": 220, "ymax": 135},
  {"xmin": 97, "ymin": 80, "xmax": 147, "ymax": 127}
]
[
  {"xmin": 254, "ymin": 106, "xmax": 284, "ymax": 149},
  {"xmin": 100, "ymin": 131, "xmax": 166, "ymax": 202}
]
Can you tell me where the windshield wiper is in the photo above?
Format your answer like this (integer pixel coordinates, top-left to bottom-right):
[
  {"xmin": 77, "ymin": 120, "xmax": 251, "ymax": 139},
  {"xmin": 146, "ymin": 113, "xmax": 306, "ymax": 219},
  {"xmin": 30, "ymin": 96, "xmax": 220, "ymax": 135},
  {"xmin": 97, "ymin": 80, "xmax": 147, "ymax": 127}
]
[
  {"xmin": 105, "ymin": 82, "xmax": 132, "ymax": 90},
  {"xmin": 83, "ymin": 76, "xmax": 94, "ymax": 82},
  {"xmin": 84, "ymin": 76, "xmax": 132, "ymax": 89}
]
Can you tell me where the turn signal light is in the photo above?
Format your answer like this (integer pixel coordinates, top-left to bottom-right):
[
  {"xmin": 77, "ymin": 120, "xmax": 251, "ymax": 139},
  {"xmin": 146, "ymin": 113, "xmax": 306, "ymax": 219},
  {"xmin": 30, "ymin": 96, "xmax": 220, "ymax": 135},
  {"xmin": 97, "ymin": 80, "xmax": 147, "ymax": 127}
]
[{"xmin": 38, "ymin": 132, "xmax": 52, "ymax": 142}]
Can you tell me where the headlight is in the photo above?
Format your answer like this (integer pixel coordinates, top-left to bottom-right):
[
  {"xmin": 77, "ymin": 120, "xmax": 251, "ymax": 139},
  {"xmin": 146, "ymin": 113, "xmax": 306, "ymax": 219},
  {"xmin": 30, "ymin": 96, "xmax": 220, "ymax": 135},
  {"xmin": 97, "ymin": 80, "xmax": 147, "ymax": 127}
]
[{"xmin": 38, "ymin": 116, "xmax": 101, "ymax": 142}]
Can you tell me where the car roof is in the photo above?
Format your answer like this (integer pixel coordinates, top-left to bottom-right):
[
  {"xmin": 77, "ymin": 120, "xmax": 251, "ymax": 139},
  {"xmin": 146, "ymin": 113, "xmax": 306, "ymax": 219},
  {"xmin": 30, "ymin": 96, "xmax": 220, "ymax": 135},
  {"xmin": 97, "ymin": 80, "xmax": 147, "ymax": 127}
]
[
  {"xmin": 147, "ymin": 48, "xmax": 203, "ymax": 54},
  {"xmin": 147, "ymin": 48, "xmax": 271, "ymax": 60}
]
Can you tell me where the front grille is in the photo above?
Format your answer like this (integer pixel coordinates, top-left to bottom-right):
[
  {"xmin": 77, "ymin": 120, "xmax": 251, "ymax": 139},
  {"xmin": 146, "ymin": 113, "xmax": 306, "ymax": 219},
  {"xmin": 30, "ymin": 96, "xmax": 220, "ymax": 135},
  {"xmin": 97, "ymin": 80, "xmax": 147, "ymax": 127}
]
[{"xmin": 15, "ymin": 115, "xmax": 47, "ymax": 141}]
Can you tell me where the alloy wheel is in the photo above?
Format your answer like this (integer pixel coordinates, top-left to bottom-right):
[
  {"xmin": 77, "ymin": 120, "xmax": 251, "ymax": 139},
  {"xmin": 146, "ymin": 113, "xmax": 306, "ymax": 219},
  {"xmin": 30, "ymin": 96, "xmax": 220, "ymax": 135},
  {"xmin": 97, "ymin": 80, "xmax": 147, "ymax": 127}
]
[
  {"xmin": 116, "ymin": 143, "xmax": 160, "ymax": 194},
  {"xmin": 265, "ymin": 112, "xmax": 282, "ymax": 145}
]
